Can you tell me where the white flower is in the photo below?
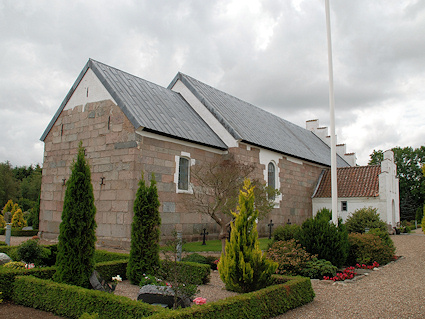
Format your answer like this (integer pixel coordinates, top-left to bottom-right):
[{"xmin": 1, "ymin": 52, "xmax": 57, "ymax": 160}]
[{"xmin": 112, "ymin": 275, "xmax": 122, "ymax": 282}]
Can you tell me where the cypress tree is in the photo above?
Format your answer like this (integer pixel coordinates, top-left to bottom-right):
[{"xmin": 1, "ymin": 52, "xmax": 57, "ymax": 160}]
[
  {"xmin": 127, "ymin": 173, "xmax": 161, "ymax": 285},
  {"xmin": 218, "ymin": 179, "xmax": 277, "ymax": 293},
  {"xmin": 53, "ymin": 142, "xmax": 97, "ymax": 288}
]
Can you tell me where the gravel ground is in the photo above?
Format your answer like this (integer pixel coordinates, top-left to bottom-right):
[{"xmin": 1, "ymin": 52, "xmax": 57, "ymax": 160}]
[
  {"xmin": 273, "ymin": 229, "xmax": 425, "ymax": 319},
  {"xmin": 1, "ymin": 230, "xmax": 424, "ymax": 318}
]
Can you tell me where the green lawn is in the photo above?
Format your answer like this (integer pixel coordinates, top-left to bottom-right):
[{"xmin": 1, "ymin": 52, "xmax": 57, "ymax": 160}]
[{"xmin": 181, "ymin": 238, "xmax": 272, "ymax": 252}]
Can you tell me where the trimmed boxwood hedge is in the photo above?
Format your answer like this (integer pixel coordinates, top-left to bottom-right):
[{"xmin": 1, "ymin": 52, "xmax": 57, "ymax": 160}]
[
  {"xmin": 160, "ymin": 260, "xmax": 211, "ymax": 285},
  {"xmin": 11, "ymin": 274, "xmax": 314, "ymax": 319},
  {"xmin": 94, "ymin": 250, "xmax": 130, "ymax": 263},
  {"xmin": 0, "ymin": 266, "xmax": 56, "ymax": 300},
  {"xmin": 0, "ymin": 229, "xmax": 39, "ymax": 236},
  {"xmin": 13, "ymin": 275, "xmax": 165, "ymax": 319}
]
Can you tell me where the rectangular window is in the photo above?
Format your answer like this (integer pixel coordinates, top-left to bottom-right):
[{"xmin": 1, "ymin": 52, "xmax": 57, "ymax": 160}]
[
  {"xmin": 178, "ymin": 157, "xmax": 189, "ymax": 190},
  {"xmin": 341, "ymin": 201, "xmax": 347, "ymax": 211}
]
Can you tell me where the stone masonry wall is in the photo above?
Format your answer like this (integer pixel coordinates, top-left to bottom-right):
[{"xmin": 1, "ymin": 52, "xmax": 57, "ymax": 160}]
[{"xmin": 41, "ymin": 99, "xmax": 324, "ymax": 249}]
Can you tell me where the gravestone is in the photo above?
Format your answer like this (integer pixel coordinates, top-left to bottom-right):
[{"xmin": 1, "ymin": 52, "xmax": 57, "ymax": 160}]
[
  {"xmin": 89, "ymin": 270, "xmax": 116, "ymax": 293},
  {"xmin": 137, "ymin": 285, "xmax": 191, "ymax": 309},
  {"xmin": 0, "ymin": 253, "xmax": 11, "ymax": 265}
]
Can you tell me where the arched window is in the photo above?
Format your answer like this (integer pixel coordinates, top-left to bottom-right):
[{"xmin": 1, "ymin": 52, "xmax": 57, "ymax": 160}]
[
  {"xmin": 268, "ymin": 162, "xmax": 276, "ymax": 200},
  {"xmin": 178, "ymin": 157, "xmax": 190, "ymax": 191}
]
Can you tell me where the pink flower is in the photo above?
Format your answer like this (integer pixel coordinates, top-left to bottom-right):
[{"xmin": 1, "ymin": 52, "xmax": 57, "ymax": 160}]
[
  {"xmin": 25, "ymin": 263, "xmax": 35, "ymax": 269},
  {"xmin": 165, "ymin": 282, "xmax": 172, "ymax": 287},
  {"xmin": 193, "ymin": 297, "xmax": 207, "ymax": 305}
]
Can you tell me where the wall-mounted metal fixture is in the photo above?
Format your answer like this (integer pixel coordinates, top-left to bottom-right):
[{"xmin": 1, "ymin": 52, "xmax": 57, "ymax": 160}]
[
  {"xmin": 100, "ymin": 177, "xmax": 105, "ymax": 186},
  {"xmin": 62, "ymin": 179, "xmax": 66, "ymax": 186}
]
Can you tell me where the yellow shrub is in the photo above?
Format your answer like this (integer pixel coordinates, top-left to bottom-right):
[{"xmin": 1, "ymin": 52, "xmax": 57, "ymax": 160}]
[
  {"xmin": 11, "ymin": 209, "xmax": 27, "ymax": 228},
  {"xmin": 2, "ymin": 199, "xmax": 14, "ymax": 215}
]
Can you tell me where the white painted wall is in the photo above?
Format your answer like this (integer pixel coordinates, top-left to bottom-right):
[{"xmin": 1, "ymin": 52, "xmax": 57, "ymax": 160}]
[
  {"xmin": 313, "ymin": 197, "xmax": 381, "ymax": 222},
  {"xmin": 64, "ymin": 68, "xmax": 116, "ymax": 111},
  {"xmin": 259, "ymin": 148, "xmax": 283, "ymax": 207},
  {"xmin": 170, "ymin": 80, "xmax": 239, "ymax": 148},
  {"xmin": 312, "ymin": 150, "xmax": 400, "ymax": 226}
]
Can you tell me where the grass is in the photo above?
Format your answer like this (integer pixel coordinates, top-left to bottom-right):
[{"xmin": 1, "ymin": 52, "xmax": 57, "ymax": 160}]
[{"xmin": 180, "ymin": 238, "xmax": 272, "ymax": 252}]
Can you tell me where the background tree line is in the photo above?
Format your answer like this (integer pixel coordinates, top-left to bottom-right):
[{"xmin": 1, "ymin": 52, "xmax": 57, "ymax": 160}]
[
  {"xmin": 0, "ymin": 161, "xmax": 41, "ymax": 227},
  {"xmin": 369, "ymin": 146, "xmax": 425, "ymax": 221}
]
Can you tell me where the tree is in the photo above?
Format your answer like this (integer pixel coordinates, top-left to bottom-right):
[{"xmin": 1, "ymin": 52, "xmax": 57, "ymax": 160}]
[
  {"xmin": 11, "ymin": 208, "xmax": 27, "ymax": 228},
  {"xmin": 53, "ymin": 142, "xmax": 97, "ymax": 288},
  {"xmin": 369, "ymin": 146, "xmax": 425, "ymax": 220},
  {"xmin": 186, "ymin": 156, "xmax": 279, "ymax": 253},
  {"xmin": 0, "ymin": 162, "xmax": 20, "ymax": 208},
  {"xmin": 126, "ymin": 173, "xmax": 161, "ymax": 285},
  {"xmin": 218, "ymin": 179, "xmax": 277, "ymax": 293}
]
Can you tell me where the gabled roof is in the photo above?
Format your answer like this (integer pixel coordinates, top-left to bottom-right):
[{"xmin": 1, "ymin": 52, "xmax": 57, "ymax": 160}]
[
  {"xmin": 169, "ymin": 73, "xmax": 349, "ymax": 168},
  {"xmin": 41, "ymin": 59, "xmax": 227, "ymax": 150},
  {"xmin": 312, "ymin": 165, "xmax": 381, "ymax": 198}
]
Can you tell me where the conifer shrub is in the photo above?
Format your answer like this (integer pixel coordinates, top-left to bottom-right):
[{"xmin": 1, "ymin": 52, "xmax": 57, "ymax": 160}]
[
  {"xmin": 2, "ymin": 199, "xmax": 14, "ymax": 215},
  {"xmin": 267, "ymin": 239, "xmax": 316, "ymax": 276},
  {"xmin": 347, "ymin": 232, "xmax": 395, "ymax": 265},
  {"xmin": 218, "ymin": 179, "xmax": 278, "ymax": 293},
  {"xmin": 126, "ymin": 173, "xmax": 161, "ymax": 285},
  {"xmin": 0, "ymin": 213, "xmax": 5, "ymax": 228},
  {"xmin": 300, "ymin": 258, "xmax": 337, "ymax": 279},
  {"xmin": 11, "ymin": 209, "xmax": 27, "ymax": 228},
  {"xmin": 345, "ymin": 207, "xmax": 387, "ymax": 233},
  {"xmin": 271, "ymin": 224, "xmax": 302, "ymax": 243},
  {"xmin": 53, "ymin": 142, "xmax": 97, "ymax": 288},
  {"xmin": 297, "ymin": 212, "xmax": 349, "ymax": 268}
]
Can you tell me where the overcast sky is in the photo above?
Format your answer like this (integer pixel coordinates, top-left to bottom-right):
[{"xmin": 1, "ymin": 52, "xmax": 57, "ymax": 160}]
[{"xmin": 1, "ymin": 0, "xmax": 424, "ymax": 167}]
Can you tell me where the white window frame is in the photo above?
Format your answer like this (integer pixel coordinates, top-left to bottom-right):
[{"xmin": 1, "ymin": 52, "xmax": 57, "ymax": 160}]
[{"xmin": 174, "ymin": 152, "xmax": 194, "ymax": 194}]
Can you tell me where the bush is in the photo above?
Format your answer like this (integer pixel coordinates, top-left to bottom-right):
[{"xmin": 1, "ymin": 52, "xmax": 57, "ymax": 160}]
[
  {"xmin": 0, "ymin": 266, "xmax": 56, "ymax": 300},
  {"xmin": 422, "ymin": 210, "xmax": 425, "ymax": 234},
  {"xmin": 13, "ymin": 275, "xmax": 314, "ymax": 319},
  {"xmin": 218, "ymin": 179, "xmax": 278, "ymax": 293},
  {"xmin": 127, "ymin": 173, "xmax": 161, "ymax": 285},
  {"xmin": 12, "ymin": 276, "xmax": 164, "ymax": 319},
  {"xmin": 0, "ymin": 214, "xmax": 5, "ymax": 228},
  {"xmin": 300, "ymin": 258, "xmax": 337, "ymax": 279},
  {"xmin": 297, "ymin": 214, "xmax": 349, "ymax": 268},
  {"xmin": 94, "ymin": 250, "xmax": 129, "ymax": 263},
  {"xmin": 267, "ymin": 239, "xmax": 316, "ymax": 276},
  {"xmin": 271, "ymin": 224, "xmax": 302, "ymax": 243},
  {"xmin": 204, "ymin": 255, "xmax": 219, "ymax": 270},
  {"xmin": 347, "ymin": 233, "xmax": 395, "ymax": 265},
  {"xmin": 160, "ymin": 260, "xmax": 210, "ymax": 285},
  {"xmin": 11, "ymin": 209, "xmax": 27, "ymax": 228},
  {"xmin": 181, "ymin": 253, "xmax": 208, "ymax": 264},
  {"xmin": 368, "ymin": 228, "xmax": 395, "ymax": 251},
  {"xmin": 2, "ymin": 261, "xmax": 26, "ymax": 269},
  {"xmin": 54, "ymin": 142, "xmax": 97, "ymax": 288},
  {"xmin": 17, "ymin": 239, "xmax": 49, "ymax": 265},
  {"xmin": 345, "ymin": 207, "xmax": 387, "ymax": 234}
]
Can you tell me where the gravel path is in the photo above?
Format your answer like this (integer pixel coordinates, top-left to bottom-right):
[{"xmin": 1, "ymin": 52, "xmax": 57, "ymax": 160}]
[{"xmin": 274, "ymin": 229, "xmax": 425, "ymax": 319}]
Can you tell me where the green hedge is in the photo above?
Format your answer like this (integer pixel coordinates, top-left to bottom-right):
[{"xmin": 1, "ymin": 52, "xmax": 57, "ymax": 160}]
[
  {"xmin": 13, "ymin": 276, "xmax": 165, "ymax": 319},
  {"xmin": 160, "ymin": 260, "xmax": 210, "ymax": 285},
  {"xmin": 95, "ymin": 260, "xmax": 129, "ymax": 281},
  {"xmin": 94, "ymin": 250, "xmax": 130, "ymax": 263},
  {"xmin": 0, "ymin": 259, "xmax": 129, "ymax": 300},
  {"xmin": 0, "ymin": 229, "xmax": 39, "ymax": 236},
  {"xmin": 0, "ymin": 266, "xmax": 56, "ymax": 300},
  {"xmin": 12, "ymin": 275, "xmax": 313, "ymax": 319}
]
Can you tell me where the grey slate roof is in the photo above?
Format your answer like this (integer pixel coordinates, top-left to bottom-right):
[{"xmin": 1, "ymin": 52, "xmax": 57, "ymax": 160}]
[
  {"xmin": 169, "ymin": 73, "xmax": 349, "ymax": 168},
  {"xmin": 41, "ymin": 59, "xmax": 227, "ymax": 150}
]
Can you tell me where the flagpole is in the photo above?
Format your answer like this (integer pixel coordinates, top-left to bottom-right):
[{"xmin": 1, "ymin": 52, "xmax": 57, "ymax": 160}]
[{"xmin": 325, "ymin": 0, "xmax": 338, "ymax": 225}]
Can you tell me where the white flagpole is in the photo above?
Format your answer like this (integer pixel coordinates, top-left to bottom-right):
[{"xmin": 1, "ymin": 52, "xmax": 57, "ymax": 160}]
[{"xmin": 325, "ymin": 0, "xmax": 338, "ymax": 225}]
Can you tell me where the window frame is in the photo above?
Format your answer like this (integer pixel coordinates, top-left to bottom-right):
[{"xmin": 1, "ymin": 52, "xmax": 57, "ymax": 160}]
[{"xmin": 268, "ymin": 162, "xmax": 276, "ymax": 200}]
